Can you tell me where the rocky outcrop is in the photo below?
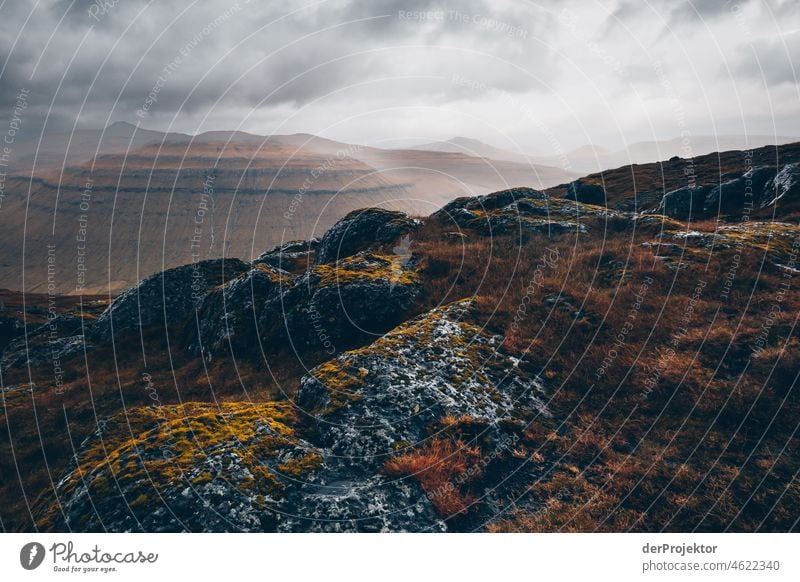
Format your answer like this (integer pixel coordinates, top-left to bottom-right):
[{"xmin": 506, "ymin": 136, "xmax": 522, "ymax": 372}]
[
  {"xmin": 0, "ymin": 315, "xmax": 26, "ymax": 352},
  {"xmin": 703, "ymin": 166, "xmax": 775, "ymax": 216},
  {"xmin": 190, "ymin": 251, "xmax": 420, "ymax": 359},
  {"xmin": 315, "ymin": 208, "xmax": 420, "ymax": 264},
  {"xmin": 765, "ymin": 162, "xmax": 800, "ymax": 207},
  {"xmin": 646, "ymin": 221, "xmax": 800, "ymax": 271},
  {"xmin": 288, "ymin": 299, "xmax": 551, "ymax": 530},
  {"xmin": 297, "ymin": 299, "xmax": 549, "ymax": 460},
  {"xmin": 563, "ymin": 179, "xmax": 606, "ymax": 205},
  {"xmin": 655, "ymin": 185, "xmax": 710, "ymax": 220},
  {"xmin": 89, "ymin": 258, "xmax": 249, "ymax": 342},
  {"xmin": 286, "ymin": 251, "xmax": 420, "ymax": 347},
  {"xmin": 1, "ymin": 314, "xmax": 91, "ymax": 369},
  {"xmin": 40, "ymin": 300, "xmax": 551, "ymax": 532},
  {"xmin": 187, "ymin": 263, "xmax": 292, "ymax": 358},
  {"xmin": 254, "ymin": 239, "xmax": 318, "ymax": 273},
  {"xmin": 35, "ymin": 402, "xmax": 326, "ymax": 532},
  {"xmin": 434, "ymin": 187, "xmax": 616, "ymax": 234},
  {"xmin": 655, "ymin": 163, "xmax": 800, "ymax": 220}
]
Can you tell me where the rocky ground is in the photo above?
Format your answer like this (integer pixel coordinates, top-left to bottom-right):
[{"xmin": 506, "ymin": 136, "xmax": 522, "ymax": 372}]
[{"xmin": 2, "ymin": 157, "xmax": 799, "ymax": 532}]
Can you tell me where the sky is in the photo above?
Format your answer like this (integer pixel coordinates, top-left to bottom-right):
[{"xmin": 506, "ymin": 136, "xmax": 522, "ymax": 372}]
[{"xmin": 0, "ymin": 0, "xmax": 798, "ymax": 153}]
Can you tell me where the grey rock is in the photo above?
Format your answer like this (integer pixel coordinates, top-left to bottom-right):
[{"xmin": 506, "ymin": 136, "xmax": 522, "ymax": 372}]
[
  {"xmin": 563, "ymin": 179, "xmax": 606, "ymax": 205},
  {"xmin": 90, "ymin": 258, "xmax": 249, "ymax": 342},
  {"xmin": 316, "ymin": 208, "xmax": 420, "ymax": 264},
  {"xmin": 656, "ymin": 186, "xmax": 711, "ymax": 220}
]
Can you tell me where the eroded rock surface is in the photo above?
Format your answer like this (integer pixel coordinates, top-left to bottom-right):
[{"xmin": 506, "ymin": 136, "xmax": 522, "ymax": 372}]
[
  {"xmin": 316, "ymin": 208, "xmax": 420, "ymax": 264},
  {"xmin": 90, "ymin": 258, "xmax": 249, "ymax": 342},
  {"xmin": 40, "ymin": 300, "xmax": 550, "ymax": 532},
  {"xmin": 434, "ymin": 187, "xmax": 615, "ymax": 235}
]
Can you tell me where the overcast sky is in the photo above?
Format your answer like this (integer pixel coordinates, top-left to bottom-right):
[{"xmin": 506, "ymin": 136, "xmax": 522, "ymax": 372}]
[{"xmin": 1, "ymin": 0, "xmax": 798, "ymax": 152}]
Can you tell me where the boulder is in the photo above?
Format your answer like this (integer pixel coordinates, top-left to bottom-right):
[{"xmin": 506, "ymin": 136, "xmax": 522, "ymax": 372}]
[
  {"xmin": 315, "ymin": 208, "xmax": 420, "ymax": 264},
  {"xmin": 254, "ymin": 239, "xmax": 318, "ymax": 273},
  {"xmin": 90, "ymin": 258, "xmax": 249, "ymax": 342},
  {"xmin": 563, "ymin": 179, "xmax": 606, "ymax": 205},
  {"xmin": 703, "ymin": 166, "xmax": 775, "ymax": 216},
  {"xmin": 656, "ymin": 186, "xmax": 710, "ymax": 220}
]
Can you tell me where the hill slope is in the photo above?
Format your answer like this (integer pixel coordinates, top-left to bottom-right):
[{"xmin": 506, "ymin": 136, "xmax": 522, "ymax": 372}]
[{"xmin": 2, "ymin": 178, "xmax": 797, "ymax": 532}]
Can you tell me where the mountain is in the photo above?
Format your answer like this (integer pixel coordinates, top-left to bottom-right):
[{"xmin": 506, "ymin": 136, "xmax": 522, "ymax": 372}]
[
  {"xmin": 0, "ymin": 127, "xmax": 578, "ymax": 294},
  {"xmin": 534, "ymin": 134, "xmax": 800, "ymax": 173},
  {"xmin": 3, "ymin": 165, "xmax": 798, "ymax": 531},
  {"xmin": 410, "ymin": 136, "xmax": 534, "ymax": 165},
  {"xmin": 2, "ymin": 121, "xmax": 190, "ymax": 175}
]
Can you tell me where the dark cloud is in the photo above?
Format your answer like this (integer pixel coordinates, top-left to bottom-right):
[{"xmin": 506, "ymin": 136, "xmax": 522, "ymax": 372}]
[
  {"xmin": 0, "ymin": 0, "xmax": 797, "ymax": 148},
  {"xmin": 734, "ymin": 31, "xmax": 800, "ymax": 86},
  {"xmin": 611, "ymin": 0, "xmax": 754, "ymax": 27},
  {"xmin": 1, "ymin": 0, "xmax": 552, "ymax": 134}
]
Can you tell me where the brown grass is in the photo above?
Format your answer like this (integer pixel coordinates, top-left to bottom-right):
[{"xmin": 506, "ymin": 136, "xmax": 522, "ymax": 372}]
[{"xmin": 384, "ymin": 438, "xmax": 482, "ymax": 517}]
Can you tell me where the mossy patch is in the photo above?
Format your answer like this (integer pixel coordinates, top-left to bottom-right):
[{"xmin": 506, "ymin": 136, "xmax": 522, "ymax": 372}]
[
  {"xmin": 312, "ymin": 252, "xmax": 418, "ymax": 288},
  {"xmin": 35, "ymin": 401, "xmax": 321, "ymax": 529}
]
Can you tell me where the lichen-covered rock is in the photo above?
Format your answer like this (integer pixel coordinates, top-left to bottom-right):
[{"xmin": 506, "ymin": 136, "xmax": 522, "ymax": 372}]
[
  {"xmin": 1, "ymin": 334, "xmax": 91, "ymax": 369},
  {"xmin": 254, "ymin": 239, "xmax": 318, "ymax": 273},
  {"xmin": 297, "ymin": 299, "xmax": 549, "ymax": 463},
  {"xmin": 35, "ymin": 402, "xmax": 325, "ymax": 532},
  {"xmin": 1, "ymin": 314, "xmax": 92, "ymax": 369},
  {"xmin": 90, "ymin": 258, "xmax": 249, "ymax": 342},
  {"xmin": 434, "ymin": 187, "xmax": 614, "ymax": 235},
  {"xmin": 315, "ymin": 208, "xmax": 420, "ymax": 264}
]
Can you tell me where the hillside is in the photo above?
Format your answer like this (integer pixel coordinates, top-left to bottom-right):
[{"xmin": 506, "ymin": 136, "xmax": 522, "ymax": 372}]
[
  {"xmin": 1, "ymin": 147, "xmax": 798, "ymax": 531},
  {"xmin": 547, "ymin": 141, "xmax": 800, "ymax": 220},
  {"xmin": 535, "ymin": 135, "xmax": 800, "ymax": 174}
]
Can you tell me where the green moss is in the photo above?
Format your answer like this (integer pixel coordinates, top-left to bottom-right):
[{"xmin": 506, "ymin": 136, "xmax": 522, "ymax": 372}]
[
  {"xmin": 36, "ymin": 401, "xmax": 311, "ymax": 528},
  {"xmin": 313, "ymin": 253, "xmax": 418, "ymax": 288},
  {"xmin": 307, "ymin": 360, "xmax": 366, "ymax": 413},
  {"xmin": 253, "ymin": 263, "xmax": 292, "ymax": 284},
  {"xmin": 276, "ymin": 452, "xmax": 324, "ymax": 477}
]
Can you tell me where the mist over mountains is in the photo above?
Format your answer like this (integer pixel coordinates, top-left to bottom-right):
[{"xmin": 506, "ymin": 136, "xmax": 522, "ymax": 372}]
[{"xmin": 0, "ymin": 122, "xmax": 577, "ymax": 294}]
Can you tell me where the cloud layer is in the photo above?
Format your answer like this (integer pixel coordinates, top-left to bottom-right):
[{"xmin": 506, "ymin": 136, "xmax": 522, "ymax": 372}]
[{"xmin": 1, "ymin": 0, "xmax": 798, "ymax": 151}]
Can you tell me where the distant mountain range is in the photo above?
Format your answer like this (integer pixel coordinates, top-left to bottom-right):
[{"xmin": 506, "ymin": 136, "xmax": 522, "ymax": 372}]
[
  {"xmin": 0, "ymin": 123, "xmax": 578, "ymax": 294},
  {"xmin": 412, "ymin": 134, "xmax": 800, "ymax": 173}
]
